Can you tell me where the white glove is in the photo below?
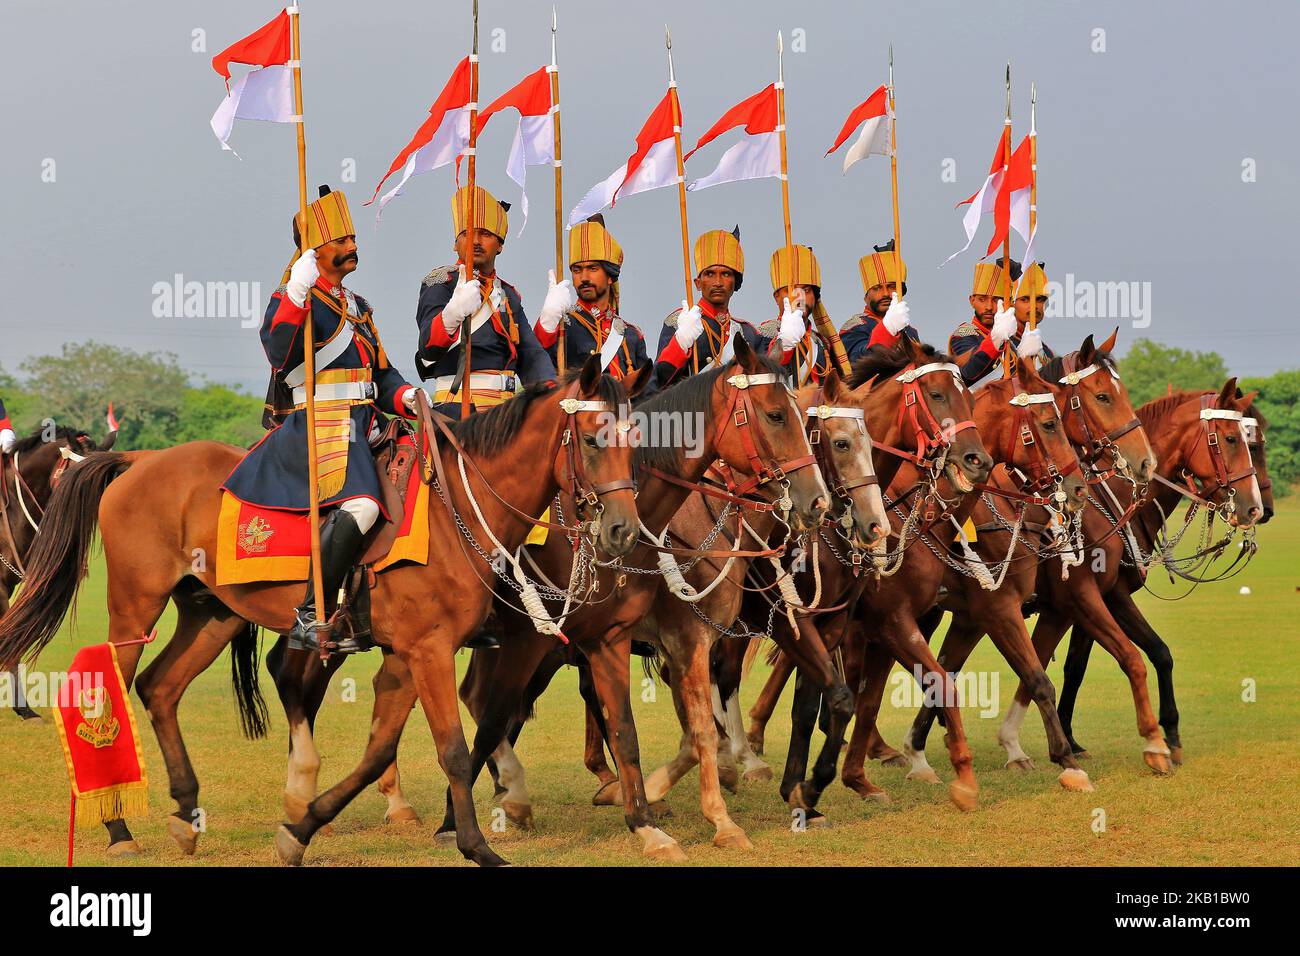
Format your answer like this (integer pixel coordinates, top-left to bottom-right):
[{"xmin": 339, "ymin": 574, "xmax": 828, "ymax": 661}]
[
  {"xmin": 538, "ymin": 269, "xmax": 577, "ymax": 334},
  {"xmin": 673, "ymin": 300, "xmax": 704, "ymax": 350},
  {"xmin": 990, "ymin": 300, "xmax": 1018, "ymax": 348},
  {"xmin": 0, "ymin": 429, "xmax": 15, "ymax": 454},
  {"xmin": 286, "ymin": 248, "xmax": 319, "ymax": 307},
  {"xmin": 1017, "ymin": 327, "xmax": 1043, "ymax": 360},
  {"xmin": 402, "ymin": 387, "xmax": 431, "ymax": 415},
  {"xmin": 442, "ymin": 266, "xmax": 482, "ymax": 335},
  {"xmin": 881, "ymin": 294, "xmax": 911, "ymax": 335},
  {"xmin": 778, "ymin": 297, "xmax": 806, "ymax": 350}
]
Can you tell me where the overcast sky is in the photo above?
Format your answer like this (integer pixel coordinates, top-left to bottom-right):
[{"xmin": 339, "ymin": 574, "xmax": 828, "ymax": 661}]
[{"xmin": 2, "ymin": 0, "xmax": 1296, "ymax": 394}]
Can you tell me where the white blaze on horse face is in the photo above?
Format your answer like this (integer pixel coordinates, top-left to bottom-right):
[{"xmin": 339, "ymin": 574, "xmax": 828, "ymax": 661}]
[{"xmin": 834, "ymin": 418, "xmax": 888, "ymax": 540}]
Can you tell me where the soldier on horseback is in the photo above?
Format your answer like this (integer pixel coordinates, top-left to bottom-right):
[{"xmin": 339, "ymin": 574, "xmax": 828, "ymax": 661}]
[
  {"xmin": 222, "ymin": 185, "xmax": 423, "ymax": 654},
  {"xmin": 948, "ymin": 258, "xmax": 1053, "ymax": 386},
  {"xmin": 837, "ymin": 240, "xmax": 917, "ymax": 360},
  {"xmin": 0, "ymin": 399, "xmax": 14, "ymax": 455},
  {"xmin": 415, "ymin": 184, "xmax": 558, "ymax": 415},
  {"xmin": 534, "ymin": 215, "xmax": 652, "ymax": 386},
  {"xmin": 653, "ymin": 227, "xmax": 763, "ymax": 387},
  {"xmin": 758, "ymin": 244, "xmax": 835, "ymax": 387}
]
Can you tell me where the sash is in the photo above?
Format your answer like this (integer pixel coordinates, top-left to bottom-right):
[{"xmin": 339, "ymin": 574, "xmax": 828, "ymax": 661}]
[{"xmin": 598, "ymin": 321, "xmax": 626, "ymax": 372}]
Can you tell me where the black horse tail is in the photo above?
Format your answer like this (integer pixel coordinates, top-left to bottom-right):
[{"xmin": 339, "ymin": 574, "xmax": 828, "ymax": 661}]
[
  {"xmin": 0, "ymin": 452, "xmax": 130, "ymax": 669},
  {"xmin": 230, "ymin": 621, "xmax": 269, "ymax": 740}
]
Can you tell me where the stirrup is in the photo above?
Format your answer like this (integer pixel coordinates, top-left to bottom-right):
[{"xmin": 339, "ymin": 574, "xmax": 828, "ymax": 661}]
[{"xmin": 286, "ymin": 606, "xmax": 328, "ymax": 653}]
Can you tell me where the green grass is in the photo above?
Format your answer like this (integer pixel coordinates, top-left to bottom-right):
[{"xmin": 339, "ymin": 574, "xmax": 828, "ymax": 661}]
[{"xmin": 2, "ymin": 508, "xmax": 1297, "ymax": 867}]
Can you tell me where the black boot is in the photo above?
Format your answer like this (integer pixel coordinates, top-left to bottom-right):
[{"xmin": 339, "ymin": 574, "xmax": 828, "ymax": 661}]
[
  {"xmin": 464, "ymin": 613, "xmax": 502, "ymax": 650},
  {"xmin": 287, "ymin": 509, "xmax": 371, "ymax": 654}
]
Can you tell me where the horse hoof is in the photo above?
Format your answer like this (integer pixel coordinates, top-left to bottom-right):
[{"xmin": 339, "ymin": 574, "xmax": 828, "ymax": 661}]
[
  {"xmin": 1073, "ymin": 750, "xmax": 1091, "ymax": 760},
  {"xmin": 877, "ymin": 753, "xmax": 909, "ymax": 769},
  {"xmin": 906, "ymin": 767, "xmax": 942, "ymax": 785},
  {"xmin": 1006, "ymin": 757, "xmax": 1036, "ymax": 772},
  {"xmin": 641, "ymin": 830, "xmax": 687, "ymax": 862},
  {"xmin": 1170, "ymin": 746, "xmax": 1183, "ymax": 766},
  {"xmin": 862, "ymin": 789, "xmax": 891, "ymax": 805},
  {"xmin": 592, "ymin": 779, "xmax": 622, "ymax": 806},
  {"xmin": 274, "ymin": 826, "xmax": 306, "ymax": 866},
  {"xmin": 384, "ymin": 805, "xmax": 422, "ymax": 826},
  {"xmin": 434, "ymin": 829, "xmax": 458, "ymax": 847},
  {"xmin": 1143, "ymin": 750, "xmax": 1173, "ymax": 775},
  {"xmin": 650, "ymin": 801, "xmax": 673, "ymax": 820},
  {"xmin": 743, "ymin": 765, "xmax": 774, "ymax": 783},
  {"xmin": 713, "ymin": 829, "xmax": 754, "ymax": 850},
  {"xmin": 804, "ymin": 811, "xmax": 832, "ymax": 829},
  {"xmin": 502, "ymin": 801, "xmax": 534, "ymax": 831},
  {"xmin": 106, "ymin": 839, "xmax": 141, "ymax": 858},
  {"xmin": 1058, "ymin": 768, "xmax": 1094, "ymax": 792},
  {"xmin": 166, "ymin": 816, "xmax": 198, "ymax": 855},
  {"xmin": 948, "ymin": 781, "xmax": 978, "ymax": 812}
]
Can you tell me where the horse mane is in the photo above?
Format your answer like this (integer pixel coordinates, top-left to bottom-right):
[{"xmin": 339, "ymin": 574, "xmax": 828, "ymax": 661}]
[
  {"xmin": 632, "ymin": 351, "xmax": 786, "ymax": 475},
  {"xmin": 449, "ymin": 370, "xmax": 626, "ymax": 457},
  {"xmin": 847, "ymin": 341, "xmax": 951, "ymax": 389},
  {"xmin": 11, "ymin": 425, "xmax": 91, "ymax": 455},
  {"xmin": 1137, "ymin": 390, "xmax": 1200, "ymax": 432}
]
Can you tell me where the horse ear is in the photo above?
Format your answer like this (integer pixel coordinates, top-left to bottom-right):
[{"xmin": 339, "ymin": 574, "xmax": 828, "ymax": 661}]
[
  {"xmin": 1235, "ymin": 388, "xmax": 1259, "ymax": 412},
  {"xmin": 1098, "ymin": 326, "xmax": 1119, "ymax": 355},
  {"xmin": 1020, "ymin": 355, "xmax": 1046, "ymax": 390},
  {"xmin": 821, "ymin": 368, "xmax": 843, "ymax": 402},
  {"xmin": 733, "ymin": 331, "xmax": 758, "ymax": 371},
  {"xmin": 625, "ymin": 361, "xmax": 654, "ymax": 399},
  {"xmin": 1078, "ymin": 334, "xmax": 1096, "ymax": 366},
  {"xmin": 100, "ymin": 430, "xmax": 118, "ymax": 451},
  {"xmin": 904, "ymin": 334, "xmax": 926, "ymax": 363},
  {"xmin": 578, "ymin": 353, "xmax": 601, "ymax": 396},
  {"xmin": 1216, "ymin": 377, "xmax": 1239, "ymax": 409}
]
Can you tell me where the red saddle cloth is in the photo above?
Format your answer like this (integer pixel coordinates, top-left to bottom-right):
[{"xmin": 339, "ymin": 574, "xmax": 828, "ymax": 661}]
[{"xmin": 215, "ymin": 436, "xmax": 430, "ymax": 585}]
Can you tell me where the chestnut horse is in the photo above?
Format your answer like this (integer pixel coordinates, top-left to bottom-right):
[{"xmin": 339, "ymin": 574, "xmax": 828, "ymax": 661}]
[
  {"xmin": 1, "ymin": 425, "xmax": 110, "ymax": 721},
  {"xmin": 1054, "ymin": 385, "xmax": 1269, "ymax": 765},
  {"xmin": 0, "ymin": 358, "xmax": 641, "ymax": 867}
]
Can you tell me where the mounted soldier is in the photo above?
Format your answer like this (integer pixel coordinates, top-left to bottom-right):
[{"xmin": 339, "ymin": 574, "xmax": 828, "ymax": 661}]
[
  {"xmin": 838, "ymin": 240, "xmax": 916, "ymax": 360},
  {"xmin": 653, "ymin": 227, "xmax": 763, "ymax": 388},
  {"xmin": 415, "ymin": 184, "xmax": 558, "ymax": 416},
  {"xmin": 222, "ymin": 185, "xmax": 422, "ymax": 654},
  {"xmin": 758, "ymin": 244, "xmax": 834, "ymax": 387},
  {"xmin": 534, "ymin": 214, "xmax": 651, "ymax": 386},
  {"xmin": 0, "ymin": 399, "xmax": 14, "ymax": 455},
  {"xmin": 949, "ymin": 258, "xmax": 1053, "ymax": 386}
]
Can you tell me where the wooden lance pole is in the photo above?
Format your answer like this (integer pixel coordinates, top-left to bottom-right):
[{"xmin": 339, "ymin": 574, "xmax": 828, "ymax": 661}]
[
  {"xmin": 666, "ymin": 27, "xmax": 700, "ymax": 374},
  {"xmin": 1028, "ymin": 82, "xmax": 1038, "ymax": 335},
  {"xmin": 288, "ymin": 4, "xmax": 329, "ymax": 658},
  {"xmin": 888, "ymin": 45, "xmax": 903, "ymax": 297},
  {"xmin": 1000, "ymin": 63, "xmax": 1014, "ymax": 378},
  {"xmin": 459, "ymin": 0, "xmax": 481, "ymax": 420},
  {"xmin": 551, "ymin": 7, "xmax": 567, "ymax": 375},
  {"xmin": 777, "ymin": 32, "xmax": 852, "ymax": 377}
]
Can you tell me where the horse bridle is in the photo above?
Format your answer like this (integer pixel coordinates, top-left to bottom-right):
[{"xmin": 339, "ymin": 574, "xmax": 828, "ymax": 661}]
[
  {"xmin": 641, "ymin": 370, "xmax": 820, "ymax": 517},
  {"xmin": 805, "ymin": 390, "xmax": 878, "ymax": 524},
  {"xmin": 1242, "ymin": 416, "xmax": 1271, "ymax": 496},
  {"xmin": 1151, "ymin": 396, "xmax": 1257, "ymax": 511},
  {"xmin": 1056, "ymin": 360, "xmax": 1142, "ymax": 483},
  {"xmin": 872, "ymin": 362, "xmax": 978, "ymax": 474},
  {"xmin": 990, "ymin": 377, "xmax": 1079, "ymax": 508}
]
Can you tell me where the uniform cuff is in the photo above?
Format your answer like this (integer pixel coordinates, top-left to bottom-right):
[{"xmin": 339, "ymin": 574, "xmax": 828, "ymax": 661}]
[
  {"xmin": 393, "ymin": 384, "xmax": 415, "ymax": 417},
  {"xmin": 270, "ymin": 293, "xmax": 309, "ymax": 329},
  {"xmin": 978, "ymin": 335, "xmax": 1000, "ymax": 359},
  {"xmin": 534, "ymin": 321, "xmax": 559, "ymax": 349},
  {"xmin": 868, "ymin": 323, "xmax": 901, "ymax": 348},
  {"xmin": 426, "ymin": 314, "xmax": 459, "ymax": 348},
  {"xmin": 656, "ymin": 337, "xmax": 689, "ymax": 369}
]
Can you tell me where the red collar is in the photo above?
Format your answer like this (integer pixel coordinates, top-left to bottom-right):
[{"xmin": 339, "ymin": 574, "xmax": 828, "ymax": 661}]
[{"xmin": 971, "ymin": 315, "xmax": 991, "ymax": 335}]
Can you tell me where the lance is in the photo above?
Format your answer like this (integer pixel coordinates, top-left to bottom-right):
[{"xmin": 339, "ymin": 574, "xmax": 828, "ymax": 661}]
[
  {"xmin": 551, "ymin": 7, "xmax": 567, "ymax": 375},
  {"xmin": 459, "ymin": 0, "xmax": 481, "ymax": 420},
  {"xmin": 1000, "ymin": 63, "xmax": 1014, "ymax": 377},
  {"xmin": 287, "ymin": 3, "xmax": 329, "ymax": 658},
  {"xmin": 888, "ymin": 45, "xmax": 902, "ymax": 297},
  {"xmin": 777, "ymin": 32, "xmax": 851, "ymax": 377},
  {"xmin": 665, "ymin": 26, "xmax": 697, "ymax": 373},
  {"xmin": 1028, "ymin": 82, "xmax": 1039, "ymax": 335}
]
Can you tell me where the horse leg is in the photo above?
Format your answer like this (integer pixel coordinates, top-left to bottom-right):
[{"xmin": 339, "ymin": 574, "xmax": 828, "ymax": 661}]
[
  {"xmin": 644, "ymin": 662, "xmax": 703, "ymax": 803},
  {"xmin": 869, "ymin": 605, "xmax": 944, "ymax": 766},
  {"xmin": 1106, "ymin": 587, "xmax": 1181, "ymax": 765},
  {"xmin": 887, "ymin": 620, "xmax": 979, "ymax": 811},
  {"xmin": 746, "ymin": 648, "xmax": 794, "ymax": 755},
  {"xmin": 584, "ymin": 635, "xmax": 685, "ymax": 860},
  {"xmin": 840, "ymin": 638, "xmax": 896, "ymax": 800},
  {"xmin": 779, "ymin": 668, "xmax": 820, "ymax": 805},
  {"xmin": 134, "ymin": 601, "xmax": 251, "ymax": 855},
  {"xmin": 267, "ymin": 636, "xmax": 345, "ymax": 830},
  {"xmin": 1058, "ymin": 624, "xmax": 1097, "ymax": 757},
  {"xmin": 578, "ymin": 660, "xmax": 621, "ymax": 800},
  {"xmin": 903, "ymin": 618, "xmax": 983, "ymax": 782},
  {"xmin": 980, "ymin": 609, "xmax": 1091, "ymax": 791},
  {"xmin": 716, "ymin": 683, "xmax": 772, "ymax": 782}
]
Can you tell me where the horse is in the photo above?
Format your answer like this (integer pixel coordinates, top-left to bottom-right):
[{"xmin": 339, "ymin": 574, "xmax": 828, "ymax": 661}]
[
  {"xmin": 893, "ymin": 338, "xmax": 1155, "ymax": 793},
  {"xmin": 1, "ymin": 424, "xmax": 110, "ymax": 721},
  {"xmin": 1054, "ymin": 385, "xmax": 1269, "ymax": 765},
  {"xmin": 0, "ymin": 357, "xmax": 642, "ymax": 867},
  {"xmin": 249, "ymin": 334, "xmax": 833, "ymax": 860}
]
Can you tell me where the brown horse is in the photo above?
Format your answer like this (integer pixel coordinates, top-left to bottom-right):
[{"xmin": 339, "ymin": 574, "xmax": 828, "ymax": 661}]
[
  {"xmin": 262, "ymin": 335, "xmax": 833, "ymax": 859},
  {"xmin": 992, "ymin": 376, "xmax": 1261, "ymax": 777},
  {"xmin": 895, "ymin": 341, "xmax": 1155, "ymax": 792},
  {"xmin": 1, "ymin": 425, "xmax": 110, "ymax": 720},
  {"xmin": 1054, "ymin": 385, "xmax": 1269, "ymax": 765},
  {"xmin": 0, "ymin": 358, "xmax": 642, "ymax": 867}
]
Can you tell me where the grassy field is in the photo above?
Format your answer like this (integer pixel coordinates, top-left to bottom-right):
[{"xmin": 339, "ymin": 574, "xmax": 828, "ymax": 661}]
[{"xmin": 1, "ymin": 507, "xmax": 1297, "ymax": 867}]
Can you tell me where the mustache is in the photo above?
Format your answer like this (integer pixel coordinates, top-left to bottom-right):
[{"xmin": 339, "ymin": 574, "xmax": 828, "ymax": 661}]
[{"xmin": 333, "ymin": 252, "xmax": 359, "ymax": 267}]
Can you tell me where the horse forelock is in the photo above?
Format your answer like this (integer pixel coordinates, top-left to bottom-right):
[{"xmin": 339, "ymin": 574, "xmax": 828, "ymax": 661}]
[{"xmin": 847, "ymin": 341, "xmax": 949, "ymax": 389}]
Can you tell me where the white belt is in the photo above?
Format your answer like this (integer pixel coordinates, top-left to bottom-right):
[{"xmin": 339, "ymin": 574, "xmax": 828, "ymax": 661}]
[
  {"xmin": 433, "ymin": 372, "xmax": 516, "ymax": 393},
  {"xmin": 292, "ymin": 381, "xmax": 376, "ymax": 405}
]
